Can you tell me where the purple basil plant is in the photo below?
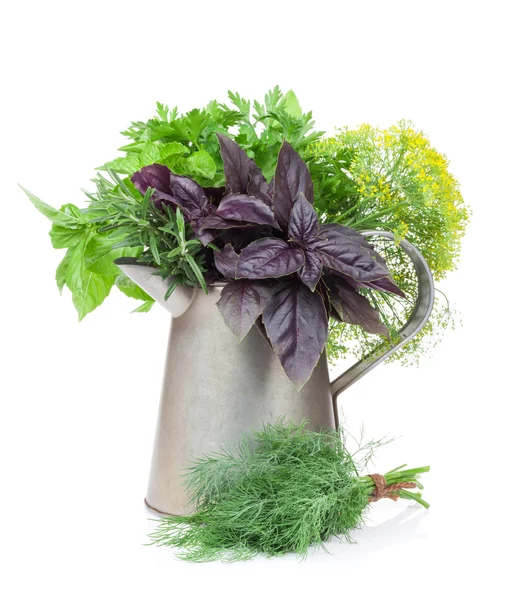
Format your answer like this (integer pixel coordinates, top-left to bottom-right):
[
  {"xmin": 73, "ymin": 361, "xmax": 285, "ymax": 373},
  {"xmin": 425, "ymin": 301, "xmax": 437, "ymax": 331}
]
[{"xmin": 132, "ymin": 134, "xmax": 404, "ymax": 388}]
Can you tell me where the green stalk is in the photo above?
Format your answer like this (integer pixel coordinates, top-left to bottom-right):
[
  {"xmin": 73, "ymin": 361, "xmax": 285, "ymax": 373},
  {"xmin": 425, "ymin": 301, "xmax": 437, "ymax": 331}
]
[
  {"xmin": 357, "ymin": 465, "xmax": 430, "ymax": 509},
  {"xmin": 345, "ymin": 200, "xmax": 409, "ymax": 227}
]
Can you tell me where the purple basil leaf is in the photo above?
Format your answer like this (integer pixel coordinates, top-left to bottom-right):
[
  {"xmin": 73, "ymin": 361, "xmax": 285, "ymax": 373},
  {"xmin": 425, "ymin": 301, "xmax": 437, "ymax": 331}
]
[
  {"xmin": 328, "ymin": 269, "xmax": 404, "ymax": 298},
  {"xmin": 132, "ymin": 165, "xmax": 212, "ymax": 232},
  {"xmin": 168, "ymin": 174, "xmax": 209, "ymax": 221},
  {"xmin": 254, "ymin": 319, "xmax": 273, "ymax": 348},
  {"xmin": 203, "ymin": 267, "xmax": 219, "ymax": 286},
  {"xmin": 262, "ymin": 280, "xmax": 328, "ymax": 389},
  {"xmin": 236, "ymin": 238, "xmax": 305, "ymax": 279},
  {"xmin": 273, "ymin": 141, "xmax": 314, "ymax": 230},
  {"xmin": 298, "ymin": 251, "xmax": 322, "ymax": 291},
  {"xmin": 203, "ymin": 186, "xmax": 225, "ymax": 204},
  {"xmin": 217, "ymin": 134, "xmax": 265, "ymax": 194},
  {"xmin": 248, "ymin": 164, "xmax": 273, "ymax": 208},
  {"xmin": 329, "ymin": 273, "xmax": 360, "ymax": 291},
  {"xmin": 217, "ymin": 280, "xmax": 276, "ymax": 341},
  {"xmin": 329, "ymin": 277, "xmax": 389, "ymax": 336},
  {"xmin": 317, "ymin": 280, "xmax": 333, "ymax": 319},
  {"xmin": 215, "ymin": 194, "xmax": 280, "ymax": 230},
  {"xmin": 214, "ymin": 243, "xmax": 239, "ymax": 279},
  {"xmin": 195, "ymin": 227, "xmax": 218, "ymax": 246},
  {"xmin": 131, "ymin": 164, "xmax": 172, "ymax": 197},
  {"xmin": 199, "ymin": 213, "xmax": 256, "ymax": 231},
  {"xmin": 318, "ymin": 222, "xmax": 369, "ymax": 242},
  {"xmin": 358, "ymin": 276, "xmax": 406, "ymax": 298},
  {"xmin": 288, "ymin": 193, "xmax": 318, "ymax": 245},
  {"xmin": 317, "ymin": 235, "xmax": 390, "ymax": 282},
  {"xmin": 329, "ymin": 306, "xmax": 343, "ymax": 322},
  {"xmin": 318, "ymin": 223, "xmax": 388, "ymax": 266},
  {"xmin": 219, "ymin": 225, "xmax": 275, "ymax": 252}
]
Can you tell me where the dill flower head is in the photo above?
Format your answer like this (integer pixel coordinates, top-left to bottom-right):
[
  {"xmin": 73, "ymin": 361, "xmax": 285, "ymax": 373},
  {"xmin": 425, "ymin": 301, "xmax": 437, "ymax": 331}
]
[{"xmin": 309, "ymin": 120, "xmax": 470, "ymax": 280}]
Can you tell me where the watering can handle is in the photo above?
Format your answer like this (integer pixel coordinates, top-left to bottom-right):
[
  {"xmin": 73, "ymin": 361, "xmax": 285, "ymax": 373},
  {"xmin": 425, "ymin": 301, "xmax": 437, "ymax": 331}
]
[{"xmin": 330, "ymin": 230, "xmax": 435, "ymax": 413}]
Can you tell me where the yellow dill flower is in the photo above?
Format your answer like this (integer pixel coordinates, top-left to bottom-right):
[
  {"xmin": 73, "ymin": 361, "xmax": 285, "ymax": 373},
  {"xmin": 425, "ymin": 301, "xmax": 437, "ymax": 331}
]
[{"xmin": 308, "ymin": 120, "xmax": 470, "ymax": 280}]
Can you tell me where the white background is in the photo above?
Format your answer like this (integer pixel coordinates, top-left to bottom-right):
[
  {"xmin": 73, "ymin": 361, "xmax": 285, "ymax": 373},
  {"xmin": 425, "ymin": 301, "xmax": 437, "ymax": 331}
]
[{"xmin": 1, "ymin": 1, "xmax": 516, "ymax": 598}]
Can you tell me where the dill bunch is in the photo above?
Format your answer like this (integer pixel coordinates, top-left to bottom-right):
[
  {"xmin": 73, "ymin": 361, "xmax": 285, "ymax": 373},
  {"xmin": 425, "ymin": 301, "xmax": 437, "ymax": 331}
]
[
  {"xmin": 308, "ymin": 123, "xmax": 469, "ymax": 365},
  {"xmin": 148, "ymin": 421, "xmax": 429, "ymax": 561}
]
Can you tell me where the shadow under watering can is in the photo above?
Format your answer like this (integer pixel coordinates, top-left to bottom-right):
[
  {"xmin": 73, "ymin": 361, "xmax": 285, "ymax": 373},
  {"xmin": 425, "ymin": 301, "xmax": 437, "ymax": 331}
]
[{"xmin": 115, "ymin": 231, "xmax": 434, "ymax": 515}]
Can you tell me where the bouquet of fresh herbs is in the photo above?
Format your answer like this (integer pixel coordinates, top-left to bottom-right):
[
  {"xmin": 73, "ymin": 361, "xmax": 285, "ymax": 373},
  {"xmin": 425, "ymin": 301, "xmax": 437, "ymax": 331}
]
[
  {"xmin": 26, "ymin": 129, "xmax": 405, "ymax": 387},
  {"xmin": 149, "ymin": 420, "xmax": 429, "ymax": 561},
  {"xmin": 24, "ymin": 87, "xmax": 468, "ymax": 368}
]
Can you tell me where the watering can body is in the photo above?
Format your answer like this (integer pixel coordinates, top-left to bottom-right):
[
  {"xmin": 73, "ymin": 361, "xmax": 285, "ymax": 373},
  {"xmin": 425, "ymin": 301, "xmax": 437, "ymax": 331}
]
[{"xmin": 116, "ymin": 231, "xmax": 434, "ymax": 516}]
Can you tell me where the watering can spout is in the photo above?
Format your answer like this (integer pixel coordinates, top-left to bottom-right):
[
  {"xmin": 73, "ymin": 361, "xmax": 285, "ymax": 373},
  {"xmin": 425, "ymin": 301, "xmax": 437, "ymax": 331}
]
[{"xmin": 114, "ymin": 258, "xmax": 195, "ymax": 317}]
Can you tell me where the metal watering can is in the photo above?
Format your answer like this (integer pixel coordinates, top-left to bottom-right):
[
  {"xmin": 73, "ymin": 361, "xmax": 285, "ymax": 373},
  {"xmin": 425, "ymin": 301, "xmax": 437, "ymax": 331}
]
[{"xmin": 116, "ymin": 231, "xmax": 434, "ymax": 515}]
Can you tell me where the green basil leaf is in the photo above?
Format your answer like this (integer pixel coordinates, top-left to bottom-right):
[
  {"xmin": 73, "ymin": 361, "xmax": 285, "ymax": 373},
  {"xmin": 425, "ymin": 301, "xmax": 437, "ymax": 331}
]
[
  {"xmin": 55, "ymin": 250, "xmax": 72, "ymax": 293},
  {"xmin": 50, "ymin": 224, "xmax": 87, "ymax": 249},
  {"xmin": 99, "ymin": 155, "xmax": 141, "ymax": 175},
  {"xmin": 116, "ymin": 274, "xmax": 153, "ymax": 301},
  {"xmin": 84, "ymin": 234, "xmax": 143, "ymax": 277},
  {"xmin": 60, "ymin": 203, "xmax": 87, "ymax": 222},
  {"xmin": 140, "ymin": 142, "xmax": 162, "ymax": 165},
  {"xmin": 64, "ymin": 232, "xmax": 115, "ymax": 320},
  {"xmin": 166, "ymin": 156, "xmax": 187, "ymax": 173},
  {"xmin": 118, "ymin": 141, "xmax": 146, "ymax": 153},
  {"xmin": 71, "ymin": 273, "xmax": 115, "ymax": 321},
  {"xmin": 160, "ymin": 142, "xmax": 188, "ymax": 158},
  {"xmin": 131, "ymin": 300, "xmax": 155, "ymax": 313},
  {"xmin": 21, "ymin": 186, "xmax": 85, "ymax": 228},
  {"xmin": 186, "ymin": 150, "xmax": 216, "ymax": 180}
]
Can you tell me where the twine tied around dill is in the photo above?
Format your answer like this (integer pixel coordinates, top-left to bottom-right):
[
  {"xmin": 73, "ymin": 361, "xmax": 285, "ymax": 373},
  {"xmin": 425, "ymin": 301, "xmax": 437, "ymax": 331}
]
[{"xmin": 367, "ymin": 473, "xmax": 417, "ymax": 503}]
